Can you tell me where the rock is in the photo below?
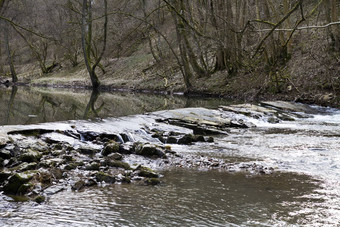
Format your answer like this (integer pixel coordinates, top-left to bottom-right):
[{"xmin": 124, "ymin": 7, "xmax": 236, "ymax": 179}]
[
  {"xmin": 135, "ymin": 144, "xmax": 166, "ymax": 158},
  {"xmin": 39, "ymin": 158, "xmax": 64, "ymax": 168},
  {"xmin": 115, "ymin": 174, "xmax": 131, "ymax": 183},
  {"xmin": 71, "ymin": 180, "xmax": 85, "ymax": 191},
  {"xmin": 3, "ymin": 172, "xmax": 35, "ymax": 195},
  {"xmin": 207, "ymin": 137, "xmax": 214, "ymax": 143},
  {"xmin": 102, "ymin": 141, "xmax": 120, "ymax": 156},
  {"xmin": 50, "ymin": 168, "xmax": 63, "ymax": 179},
  {"xmin": 18, "ymin": 162, "xmax": 37, "ymax": 172},
  {"xmin": 85, "ymin": 162, "xmax": 100, "ymax": 171},
  {"xmin": 19, "ymin": 149, "xmax": 42, "ymax": 163},
  {"xmin": 0, "ymin": 171, "xmax": 11, "ymax": 183},
  {"xmin": 85, "ymin": 178, "xmax": 97, "ymax": 187},
  {"xmin": 135, "ymin": 165, "xmax": 159, "ymax": 178},
  {"xmin": 36, "ymin": 170, "xmax": 53, "ymax": 184},
  {"xmin": 78, "ymin": 131, "xmax": 99, "ymax": 141},
  {"xmin": 99, "ymin": 133, "xmax": 124, "ymax": 143},
  {"xmin": 119, "ymin": 142, "xmax": 133, "ymax": 154},
  {"xmin": 43, "ymin": 185, "xmax": 65, "ymax": 195},
  {"xmin": 8, "ymin": 129, "xmax": 54, "ymax": 137},
  {"xmin": 166, "ymin": 136, "xmax": 177, "ymax": 144},
  {"xmin": 64, "ymin": 163, "xmax": 78, "ymax": 170},
  {"xmin": 193, "ymin": 135, "xmax": 205, "ymax": 142},
  {"xmin": 106, "ymin": 152, "xmax": 123, "ymax": 161},
  {"xmin": 178, "ymin": 134, "xmax": 193, "ymax": 145},
  {"xmin": 95, "ymin": 172, "xmax": 116, "ymax": 183},
  {"xmin": 260, "ymin": 101, "xmax": 317, "ymax": 114},
  {"xmin": 17, "ymin": 183, "xmax": 33, "ymax": 194},
  {"xmin": 34, "ymin": 195, "xmax": 46, "ymax": 204},
  {"xmin": 62, "ymin": 155, "xmax": 73, "ymax": 162},
  {"xmin": 0, "ymin": 150, "xmax": 12, "ymax": 159},
  {"xmin": 106, "ymin": 160, "xmax": 131, "ymax": 170},
  {"xmin": 78, "ymin": 147, "xmax": 99, "ymax": 156}
]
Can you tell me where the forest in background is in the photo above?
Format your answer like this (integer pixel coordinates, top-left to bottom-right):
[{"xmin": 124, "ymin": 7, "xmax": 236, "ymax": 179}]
[{"xmin": 0, "ymin": 0, "xmax": 339, "ymax": 106}]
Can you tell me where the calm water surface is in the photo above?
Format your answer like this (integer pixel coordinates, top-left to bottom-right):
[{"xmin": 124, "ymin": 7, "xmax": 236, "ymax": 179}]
[{"xmin": 0, "ymin": 86, "xmax": 339, "ymax": 226}]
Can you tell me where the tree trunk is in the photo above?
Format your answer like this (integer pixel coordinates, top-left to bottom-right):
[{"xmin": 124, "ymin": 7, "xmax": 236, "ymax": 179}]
[
  {"xmin": 81, "ymin": 0, "xmax": 107, "ymax": 90},
  {"xmin": 3, "ymin": 20, "xmax": 17, "ymax": 82}
]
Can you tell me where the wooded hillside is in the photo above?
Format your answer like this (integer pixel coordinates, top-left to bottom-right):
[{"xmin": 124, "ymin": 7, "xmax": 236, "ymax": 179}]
[{"xmin": 0, "ymin": 0, "xmax": 339, "ymax": 105}]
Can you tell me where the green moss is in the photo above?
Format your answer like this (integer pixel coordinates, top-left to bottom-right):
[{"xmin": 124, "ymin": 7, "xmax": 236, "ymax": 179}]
[
  {"xmin": 102, "ymin": 141, "xmax": 120, "ymax": 156},
  {"xmin": 135, "ymin": 165, "xmax": 159, "ymax": 178},
  {"xmin": 3, "ymin": 172, "xmax": 34, "ymax": 195},
  {"xmin": 108, "ymin": 160, "xmax": 131, "ymax": 170},
  {"xmin": 34, "ymin": 195, "xmax": 46, "ymax": 204}
]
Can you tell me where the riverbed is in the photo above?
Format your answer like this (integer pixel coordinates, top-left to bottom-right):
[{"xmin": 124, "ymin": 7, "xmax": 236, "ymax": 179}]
[{"xmin": 0, "ymin": 87, "xmax": 339, "ymax": 226}]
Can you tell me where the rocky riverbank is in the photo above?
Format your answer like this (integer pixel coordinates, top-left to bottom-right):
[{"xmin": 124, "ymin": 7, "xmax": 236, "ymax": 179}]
[{"xmin": 0, "ymin": 101, "xmax": 320, "ymax": 202}]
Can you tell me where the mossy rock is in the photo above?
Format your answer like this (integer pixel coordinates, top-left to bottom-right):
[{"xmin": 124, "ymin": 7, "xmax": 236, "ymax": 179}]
[
  {"xmin": 193, "ymin": 135, "xmax": 205, "ymax": 142},
  {"xmin": 19, "ymin": 150, "xmax": 42, "ymax": 163},
  {"xmin": 106, "ymin": 152, "xmax": 123, "ymax": 161},
  {"xmin": 62, "ymin": 155, "xmax": 74, "ymax": 162},
  {"xmin": 135, "ymin": 144, "xmax": 166, "ymax": 158},
  {"xmin": 78, "ymin": 147, "xmax": 99, "ymax": 156},
  {"xmin": 34, "ymin": 195, "xmax": 46, "ymax": 204},
  {"xmin": 95, "ymin": 172, "xmax": 116, "ymax": 183},
  {"xmin": 18, "ymin": 162, "xmax": 37, "ymax": 172},
  {"xmin": 3, "ymin": 172, "xmax": 35, "ymax": 195},
  {"xmin": 85, "ymin": 162, "xmax": 100, "ymax": 171},
  {"xmin": 71, "ymin": 180, "xmax": 85, "ymax": 191},
  {"xmin": 135, "ymin": 165, "xmax": 159, "ymax": 178},
  {"xmin": 64, "ymin": 163, "xmax": 78, "ymax": 170},
  {"xmin": 107, "ymin": 160, "xmax": 131, "ymax": 170},
  {"xmin": 39, "ymin": 158, "xmax": 64, "ymax": 168},
  {"xmin": 178, "ymin": 134, "xmax": 193, "ymax": 145},
  {"xmin": 102, "ymin": 141, "xmax": 120, "ymax": 156},
  {"xmin": 17, "ymin": 183, "xmax": 33, "ymax": 194}
]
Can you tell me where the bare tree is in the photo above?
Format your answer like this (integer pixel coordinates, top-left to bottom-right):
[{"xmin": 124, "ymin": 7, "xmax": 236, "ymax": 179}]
[{"xmin": 81, "ymin": 0, "xmax": 108, "ymax": 89}]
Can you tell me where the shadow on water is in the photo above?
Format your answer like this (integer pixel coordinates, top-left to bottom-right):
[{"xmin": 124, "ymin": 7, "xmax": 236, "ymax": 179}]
[
  {"xmin": 0, "ymin": 170, "xmax": 323, "ymax": 226},
  {"xmin": 0, "ymin": 86, "xmax": 233, "ymax": 126}
]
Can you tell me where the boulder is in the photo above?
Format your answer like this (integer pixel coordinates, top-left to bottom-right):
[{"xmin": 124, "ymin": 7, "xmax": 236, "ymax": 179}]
[
  {"xmin": 3, "ymin": 172, "xmax": 35, "ymax": 195},
  {"xmin": 106, "ymin": 160, "xmax": 131, "ymax": 170},
  {"xmin": 165, "ymin": 136, "xmax": 177, "ymax": 144},
  {"xmin": 135, "ymin": 144, "xmax": 166, "ymax": 158},
  {"xmin": 178, "ymin": 134, "xmax": 193, "ymax": 145},
  {"xmin": 95, "ymin": 172, "xmax": 116, "ymax": 183},
  {"xmin": 135, "ymin": 165, "xmax": 159, "ymax": 178},
  {"xmin": 106, "ymin": 152, "xmax": 123, "ymax": 161},
  {"xmin": 19, "ymin": 149, "xmax": 42, "ymax": 163},
  {"xmin": 102, "ymin": 141, "xmax": 120, "ymax": 156},
  {"xmin": 0, "ymin": 150, "xmax": 12, "ymax": 159},
  {"xmin": 71, "ymin": 180, "xmax": 85, "ymax": 191}
]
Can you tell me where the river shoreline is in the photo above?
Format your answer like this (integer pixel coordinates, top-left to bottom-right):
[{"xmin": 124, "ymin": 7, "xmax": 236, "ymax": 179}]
[{"xmin": 1, "ymin": 81, "xmax": 339, "ymax": 109}]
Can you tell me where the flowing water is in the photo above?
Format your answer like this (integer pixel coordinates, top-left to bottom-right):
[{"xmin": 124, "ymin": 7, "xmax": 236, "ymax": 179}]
[{"xmin": 0, "ymin": 87, "xmax": 339, "ymax": 226}]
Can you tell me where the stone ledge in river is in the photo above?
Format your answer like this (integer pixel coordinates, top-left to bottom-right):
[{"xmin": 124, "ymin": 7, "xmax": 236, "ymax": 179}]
[
  {"xmin": 0, "ymin": 105, "xmax": 284, "ymax": 202},
  {"xmin": 260, "ymin": 101, "xmax": 318, "ymax": 115}
]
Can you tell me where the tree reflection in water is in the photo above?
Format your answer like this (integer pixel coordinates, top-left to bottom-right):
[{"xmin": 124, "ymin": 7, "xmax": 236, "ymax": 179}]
[{"xmin": 83, "ymin": 89, "xmax": 105, "ymax": 119}]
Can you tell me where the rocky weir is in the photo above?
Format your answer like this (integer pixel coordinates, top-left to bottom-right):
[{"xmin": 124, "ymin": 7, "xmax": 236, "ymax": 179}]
[{"xmin": 0, "ymin": 101, "xmax": 318, "ymax": 202}]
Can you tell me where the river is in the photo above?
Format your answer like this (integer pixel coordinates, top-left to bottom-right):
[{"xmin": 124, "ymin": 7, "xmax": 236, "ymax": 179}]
[{"xmin": 0, "ymin": 86, "xmax": 339, "ymax": 226}]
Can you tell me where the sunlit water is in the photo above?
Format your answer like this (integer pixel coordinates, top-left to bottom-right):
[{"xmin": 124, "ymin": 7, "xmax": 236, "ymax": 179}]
[{"xmin": 0, "ymin": 87, "xmax": 339, "ymax": 226}]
